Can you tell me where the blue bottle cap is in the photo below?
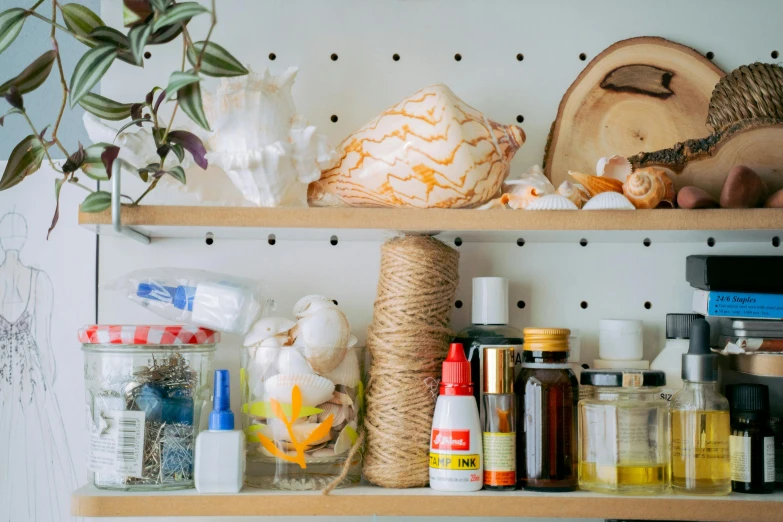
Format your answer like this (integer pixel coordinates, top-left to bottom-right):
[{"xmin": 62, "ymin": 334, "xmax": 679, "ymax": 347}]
[
  {"xmin": 136, "ymin": 283, "xmax": 195, "ymax": 311},
  {"xmin": 209, "ymin": 369, "xmax": 234, "ymax": 430}
]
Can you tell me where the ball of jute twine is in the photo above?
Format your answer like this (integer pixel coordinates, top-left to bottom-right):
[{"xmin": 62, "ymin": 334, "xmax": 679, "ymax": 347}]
[
  {"xmin": 708, "ymin": 62, "xmax": 783, "ymax": 131},
  {"xmin": 362, "ymin": 234, "xmax": 459, "ymax": 488}
]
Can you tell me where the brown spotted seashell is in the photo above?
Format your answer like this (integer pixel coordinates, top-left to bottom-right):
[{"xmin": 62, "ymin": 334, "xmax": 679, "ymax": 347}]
[{"xmin": 623, "ymin": 171, "xmax": 666, "ymax": 209}]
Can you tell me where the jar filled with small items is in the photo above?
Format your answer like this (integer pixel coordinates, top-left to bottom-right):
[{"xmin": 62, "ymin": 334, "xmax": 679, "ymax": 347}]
[
  {"xmin": 80, "ymin": 325, "xmax": 217, "ymax": 490},
  {"xmin": 241, "ymin": 296, "xmax": 363, "ymax": 490}
]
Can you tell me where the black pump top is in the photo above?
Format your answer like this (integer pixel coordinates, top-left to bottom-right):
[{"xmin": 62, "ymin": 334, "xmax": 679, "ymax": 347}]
[{"xmin": 681, "ymin": 318, "xmax": 717, "ymax": 382}]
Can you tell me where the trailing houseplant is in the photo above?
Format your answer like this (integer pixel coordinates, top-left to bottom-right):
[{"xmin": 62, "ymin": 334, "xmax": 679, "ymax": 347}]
[{"xmin": 0, "ymin": 0, "xmax": 247, "ymax": 236}]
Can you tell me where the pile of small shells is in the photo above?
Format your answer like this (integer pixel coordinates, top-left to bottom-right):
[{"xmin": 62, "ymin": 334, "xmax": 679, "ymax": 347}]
[{"xmin": 243, "ymin": 295, "xmax": 360, "ymax": 461}]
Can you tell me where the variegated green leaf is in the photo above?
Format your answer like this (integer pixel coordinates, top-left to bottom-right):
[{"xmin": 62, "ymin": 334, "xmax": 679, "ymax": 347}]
[
  {"xmin": 148, "ymin": 22, "xmax": 182, "ymax": 45},
  {"xmin": 164, "ymin": 70, "xmax": 199, "ymax": 100},
  {"xmin": 69, "ymin": 45, "xmax": 118, "ymax": 107},
  {"xmin": 81, "ymin": 142, "xmax": 113, "ymax": 180},
  {"xmin": 48, "ymin": 176, "xmax": 66, "ymax": 239},
  {"xmin": 187, "ymin": 41, "xmax": 248, "ymax": 77},
  {"xmin": 0, "ymin": 135, "xmax": 45, "ymax": 191},
  {"xmin": 60, "ymin": 4, "xmax": 104, "ymax": 37},
  {"xmin": 0, "ymin": 8, "xmax": 28, "ymax": 55},
  {"xmin": 150, "ymin": 0, "xmax": 170, "ymax": 12},
  {"xmin": 128, "ymin": 23, "xmax": 153, "ymax": 65},
  {"xmin": 87, "ymin": 26, "xmax": 137, "ymax": 65},
  {"xmin": 0, "ymin": 50, "xmax": 56, "ymax": 95},
  {"xmin": 177, "ymin": 81, "xmax": 210, "ymax": 130},
  {"xmin": 78, "ymin": 93, "xmax": 134, "ymax": 121},
  {"xmin": 81, "ymin": 190, "xmax": 112, "ymax": 213},
  {"xmin": 152, "ymin": 2, "xmax": 207, "ymax": 31},
  {"xmin": 167, "ymin": 165, "xmax": 186, "ymax": 184}
]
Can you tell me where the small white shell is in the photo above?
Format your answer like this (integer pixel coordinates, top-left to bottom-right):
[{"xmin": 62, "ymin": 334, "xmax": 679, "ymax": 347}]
[
  {"xmin": 293, "ymin": 295, "xmax": 337, "ymax": 318},
  {"xmin": 244, "ymin": 317, "xmax": 297, "ymax": 347},
  {"xmin": 348, "ymin": 335, "xmax": 358, "ymax": 348},
  {"xmin": 260, "ymin": 334, "xmax": 289, "ymax": 348},
  {"xmin": 276, "ymin": 347, "xmax": 315, "ymax": 375},
  {"xmin": 582, "ymin": 191, "xmax": 636, "ymax": 210},
  {"xmin": 267, "ymin": 419, "xmax": 332, "ymax": 444},
  {"xmin": 264, "ymin": 373, "xmax": 336, "ymax": 407},
  {"xmin": 299, "ymin": 307, "xmax": 351, "ymax": 374},
  {"xmin": 316, "ymin": 401, "xmax": 351, "ymax": 425},
  {"xmin": 596, "ymin": 155, "xmax": 632, "ymax": 181},
  {"xmin": 322, "ymin": 348, "xmax": 361, "ymax": 386},
  {"xmin": 525, "ymin": 194, "xmax": 579, "ymax": 210}
]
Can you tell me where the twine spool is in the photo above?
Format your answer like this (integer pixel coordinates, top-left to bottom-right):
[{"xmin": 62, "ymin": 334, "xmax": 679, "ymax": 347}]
[
  {"xmin": 708, "ymin": 62, "xmax": 783, "ymax": 131},
  {"xmin": 363, "ymin": 235, "xmax": 459, "ymax": 488}
]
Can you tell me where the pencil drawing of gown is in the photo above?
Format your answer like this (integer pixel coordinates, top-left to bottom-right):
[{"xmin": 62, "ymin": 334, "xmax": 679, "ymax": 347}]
[{"xmin": 0, "ymin": 212, "xmax": 78, "ymax": 521}]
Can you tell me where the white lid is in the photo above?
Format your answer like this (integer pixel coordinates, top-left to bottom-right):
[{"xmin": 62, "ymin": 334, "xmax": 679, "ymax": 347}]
[
  {"xmin": 472, "ymin": 277, "xmax": 508, "ymax": 325},
  {"xmin": 599, "ymin": 319, "xmax": 642, "ymax": 333}
]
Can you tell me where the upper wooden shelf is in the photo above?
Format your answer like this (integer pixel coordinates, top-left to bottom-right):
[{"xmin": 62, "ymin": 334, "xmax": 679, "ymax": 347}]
[
  {"xmin": 78, "ymin": 206, "xmax": 783, "ymax": 243},
  {"xmin": 72, "ymin": 484, "xmax": 783, "ymax": 520}
]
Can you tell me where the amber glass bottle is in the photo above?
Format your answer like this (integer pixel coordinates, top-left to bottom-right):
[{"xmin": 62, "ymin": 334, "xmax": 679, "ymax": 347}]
[{"xmin": 516, "ymin": 328, "xmax": 578, "ymax": 491}]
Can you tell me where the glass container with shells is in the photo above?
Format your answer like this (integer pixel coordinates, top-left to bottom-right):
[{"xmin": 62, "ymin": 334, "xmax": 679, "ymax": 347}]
[
  {"xmin": 241, "ymin": 295, "xmax": 363, "ymax": 490},
  {"xmin": 80, "ymin": 325, "xmax": 217, "ymax": 490}
]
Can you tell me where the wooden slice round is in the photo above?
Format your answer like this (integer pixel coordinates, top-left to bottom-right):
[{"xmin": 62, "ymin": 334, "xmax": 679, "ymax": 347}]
[{"xmin": 544, "ymin": 37, "xmax": 724, "ymax": 186}]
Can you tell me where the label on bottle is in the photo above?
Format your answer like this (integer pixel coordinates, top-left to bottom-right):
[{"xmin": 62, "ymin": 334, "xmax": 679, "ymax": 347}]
[
  {"xmin": 765, "ymin": 436, "xmax": 776, "ymax": 483},
  {"xmin": 88, "ymin": 410, "xmax": 145, "ymax": 477},
  {"xmin": 483, "ymin": 432, "xmax": 516, "ymax": 485},
  {"xmin": 730, "ymin": 435, "xmax": 751, "ymax": 483},
  {"xmin": 431, "ymin": 429, "xmax": 470, "ymax": 450}
]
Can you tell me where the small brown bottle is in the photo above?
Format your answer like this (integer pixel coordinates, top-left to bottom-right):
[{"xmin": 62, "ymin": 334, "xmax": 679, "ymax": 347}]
[
  {"xmin": 728, "ymin": 384, "xmax": 776, "ymax": 494},
  {"xmin": 516, "ymin": 328, "xmax": 578, "ymax": 491},
  {"xmin": 482, "ymin": 346, "xmax": 516, "ymax": 490}
]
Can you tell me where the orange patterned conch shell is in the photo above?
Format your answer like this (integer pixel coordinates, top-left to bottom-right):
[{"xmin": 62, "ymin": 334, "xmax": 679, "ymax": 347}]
[{"xmin": 309, "ymin": 84, "xmax": 525, "ymax": 208}]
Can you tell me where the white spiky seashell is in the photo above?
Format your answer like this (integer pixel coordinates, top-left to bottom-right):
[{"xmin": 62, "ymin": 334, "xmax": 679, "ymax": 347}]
[
  {"xmin": 310, "ymin": 84, "xmax": 525, "ymax": 208},
  {"xmin": 293, "ymin": 294, "xmax": 337, "ymax": 319},
  {"xmin": 596, "ymin": 155, "xmax": 633, "ymax": 181},
  {"xmin": 501, "ymin": 165, "xmax": 555, "ymax": 209},
  {"xmin": 244, "ymin": 317, "xmax": 296, "ymax": 347},
  {"xmin": 276, "ymin": 347, "xmax": 315, "ymax": 375},
  {"xmin": 582, "ymin": 191, "xmax": 636, "ymax": 210},
  {"xmin": 321, "ymin": 348, "xmax": 361, "ymax": 386},
  {"xmin": 203, "ymin": 67, "xmax": 338, "ymax": 207},
  {"xmin": 525, "ymin": 194, "xmax": 579, "ymax": 210},
  {"xmin": 264, "ymin": 373, "xmax": 336, "ymax": 407},
  {"xmin": 299, "ymin": 307, "xmax": 351, "ymax": 374}
]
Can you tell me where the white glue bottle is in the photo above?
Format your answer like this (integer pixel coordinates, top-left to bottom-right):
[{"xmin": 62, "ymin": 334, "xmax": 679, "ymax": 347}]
[
  {"xmin": 429, "ymin": 343, "xmax": 483, "ymax": 491},
  {"xmin": 195, "ymin": 369, "xmax": 245, "ymax": 493}
]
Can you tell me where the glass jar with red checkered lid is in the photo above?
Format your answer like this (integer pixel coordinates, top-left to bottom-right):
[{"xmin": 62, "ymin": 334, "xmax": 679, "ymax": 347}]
[{"xmin": 80, "ymin": 324, "xmax": 218, "ymax": 490}]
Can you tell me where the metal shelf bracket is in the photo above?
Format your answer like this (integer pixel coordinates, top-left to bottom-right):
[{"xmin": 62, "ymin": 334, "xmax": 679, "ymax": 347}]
[{"xmin": 111, "ymin": 159, "xmax": 151, "ymax": 245}]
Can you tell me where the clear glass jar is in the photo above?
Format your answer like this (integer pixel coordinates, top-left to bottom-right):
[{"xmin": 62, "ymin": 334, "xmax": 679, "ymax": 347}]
[
  {"xmin": 241, "ymin": 343, "xmax": 364, "ymax": 490},
  {"xmin": 80, "ymin": 325, "xmax": 217, "ymax": 490},
  {"xmin": 578, "ymin": 370, "xmax": 670, "ymax": 495}
]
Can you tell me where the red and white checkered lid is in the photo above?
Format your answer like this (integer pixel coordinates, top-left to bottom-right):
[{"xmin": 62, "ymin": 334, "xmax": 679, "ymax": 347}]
[{"xmin": 78, "ymin": 325, "xmax": 220, "ymax": 345}]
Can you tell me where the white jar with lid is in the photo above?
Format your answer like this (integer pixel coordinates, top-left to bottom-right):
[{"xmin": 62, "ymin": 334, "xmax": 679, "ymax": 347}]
[{"xmin": 599, "ymin": 319, "xmax": 643, "ymax": 361}]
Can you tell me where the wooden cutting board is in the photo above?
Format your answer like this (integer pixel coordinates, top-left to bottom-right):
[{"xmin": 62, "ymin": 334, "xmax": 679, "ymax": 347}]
[{"xmin": 544, "ymin": 36, "xmax": 724, "ymax": 187}]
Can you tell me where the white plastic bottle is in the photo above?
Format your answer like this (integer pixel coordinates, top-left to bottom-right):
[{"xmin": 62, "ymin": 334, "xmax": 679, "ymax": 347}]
[
  {"xmin": 195, "ymin": 369, "xmax": 245, "ymax": 493},
  {"xmin": 429, "ymin": 343, "xmax": 483, "ymax": 491}
]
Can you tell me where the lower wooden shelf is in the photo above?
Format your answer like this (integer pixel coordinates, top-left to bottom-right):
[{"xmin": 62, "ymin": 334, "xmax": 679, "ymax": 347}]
[{"xmin": 72, "ymin": 484, "xmax": 783, "ymax": 519}]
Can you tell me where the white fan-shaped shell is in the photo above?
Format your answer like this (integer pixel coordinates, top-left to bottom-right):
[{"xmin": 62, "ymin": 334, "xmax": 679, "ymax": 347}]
[
  {"xmin": 596, "ymin": 155, "xmax": 632, "ymax": 181},
  {"xmin": 321, "ymin": 348, "xmax": 361, "ymax": 386},
  {"xmin": 264, "ymin": 373, "xmax": 336, "ymax": 407},
  {"xmin": 299, "ymin": 307, "xmax": 351, "ymax": 374},
  {"xmin": 525, "ymin": 194, "xmax": 579, "ymax": 210},
  {"xmin": 276, "ymin": 347, "xmax": 315, "ymax": 375},
  {"xmin": 582, "ymin": 192, "xmax": 636, "ymax": 210},
  {"xmin": 316, "ymin": 401, "xmax": 351, "ymax": 425},
  {"xmin": 244, "ymin": 317, "xmax": 296, "ymax": 347}
]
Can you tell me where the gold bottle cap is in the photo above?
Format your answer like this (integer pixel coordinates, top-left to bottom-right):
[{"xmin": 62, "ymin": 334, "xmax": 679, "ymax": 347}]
[
  {"xmin": 483, "ymin": 346, "xmax": 514, "ymax": 394},
  {"xmin": 523, "ymin": 327, "xmax": 571, "ymax": 352}
]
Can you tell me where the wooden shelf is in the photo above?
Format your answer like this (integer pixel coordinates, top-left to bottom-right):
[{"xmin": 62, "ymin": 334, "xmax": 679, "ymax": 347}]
[
  {"xmin": 78, "ymin": 206, "xmax": 783, "ymax": 243},
  {"xmin": 72, "ymin": 484, "xmax": 783, "ymax": 520}
]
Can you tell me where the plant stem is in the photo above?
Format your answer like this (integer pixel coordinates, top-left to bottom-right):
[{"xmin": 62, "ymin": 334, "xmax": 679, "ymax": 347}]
[
  {"xmin": 49, "ymin": 1, "xmax": 70, "ymax": 157},
  {"xmin": 68, "ymin": 179, "xmax": 94, "ymax": 193},
  {"xmin": 21, "ymin": 111, "xmax": 61, "ymax": 173},
  {"xmin": 28, "ymin": 11, "xmax": 98, "ymax": 46},
  {"xmin": 162, "ymin": 36, "xmax": 189, "ymax": 139},
  {"xmin": 133, "ymin": 178, "xmax": 159, "ymax": 205},
  {"xmin": 29, "ymin": 0, "xmax": 46, "ymax": 12}
]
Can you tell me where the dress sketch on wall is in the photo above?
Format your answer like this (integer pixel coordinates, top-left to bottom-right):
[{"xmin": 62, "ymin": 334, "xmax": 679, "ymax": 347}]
[{"xmin": 0, "ymin": 212, "xmax": 78, "ymax": 521}]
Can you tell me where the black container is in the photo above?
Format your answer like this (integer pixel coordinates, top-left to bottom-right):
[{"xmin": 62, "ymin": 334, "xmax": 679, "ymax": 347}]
[
  {"xmin": 727, "ymin": 384, "xmax": 776, "ymax": 494},
  {"xmin": 686, "ymin": 255, "xmax": 783, "ymax": 293}
]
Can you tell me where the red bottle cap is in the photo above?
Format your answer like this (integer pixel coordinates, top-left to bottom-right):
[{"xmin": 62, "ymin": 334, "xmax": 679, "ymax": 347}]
[{"xmin": 440, "ymin": 343, "xmax": 473, "ymax": 396}]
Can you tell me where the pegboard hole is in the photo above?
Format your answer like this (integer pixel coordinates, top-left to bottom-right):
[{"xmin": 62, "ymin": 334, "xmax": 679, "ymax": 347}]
[
  {"xmin": 143, "ymin": 51, "xmax": 151, "ymax": 59},
  {"xmin": 643, "ymin": 238, "xmax": 651, "ymax": 247},
  {"xmin": 516, "ymin": 115, "xmax": 525, "ymax": 123},
  {"xmin": 579, "ymin": 53, "xmax": 587, "ymax": 61},
  {"xmin": 268, "ymin": 52, "xmax": 276, "ymax": 60},
  {"xmin": 330, "ymin": 115, "xmax": 338, "ymax": 123},
  {"xmin": 644, "ymin": 301, "xmax": 652, "ymax": 310},
  {"xmin": 516, "ymin": 53, "xmax": 524, "ymax": 61},
  {"xmin": 330, "ymin": 53, "xmax": 339, "ymax": 61},
  {"xmin": 454, "ymin": 53, "xmax": 462, "ymax": 61},
  {"xmin": 773, "ymin": 236, "xmax": 780, "ymax": 247},
  {"xmin": 455, "ymin": 300, "xmax": 463, "ymax": 309},
  {"xmin": 330, "ymin": 235, "xmax": 339, "ymax": 246},
  {"xmin": 517, "ymin": 300, "xmax": 526, "ymax": 309},
  {"xmin": 580, "ymin": 301, "xmax": 588, "ymax": 309},
  {"xmin": 454, "ymin": 237, "xmax": 463, "ymax": 247},
  {"xmin": 707, "ymin": 237, "xmax": 716, "ymax": 247},
  {"xmin": 516, "ymin": 238, "xmax": 525, "ymax": 247},
  {"xmin": 773, "ymin": 50, "xmax": 780, "ymax": 60},
  {"xmin": 393, "ymin": 53, "xmax": 400, "ymax": 61},
  {"xmin": 267, "ymin": 234, "xmax": 276, "ymax": 246},
  {"xmin": 579, "ymin": 238, "xmax": 588, "ymax": 247},
  {"xmin": 205, "ymin": 232, "xmax": 214, "ymax": 246},
  {"xmin": 706, "ymin": 51, "xmax": 715, "ymax": 60}
]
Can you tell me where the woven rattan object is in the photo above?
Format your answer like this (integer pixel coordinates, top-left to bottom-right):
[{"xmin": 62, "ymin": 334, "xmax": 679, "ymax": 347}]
[{"xmin": 707, "ymin": 62, "xmax": 783, "ymax": 131}]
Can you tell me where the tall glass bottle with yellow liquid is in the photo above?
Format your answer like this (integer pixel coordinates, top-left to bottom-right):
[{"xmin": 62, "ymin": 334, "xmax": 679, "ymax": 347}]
[{"xmin": 670, "ymin": 318, "xmax": 731, "ymax": 495}]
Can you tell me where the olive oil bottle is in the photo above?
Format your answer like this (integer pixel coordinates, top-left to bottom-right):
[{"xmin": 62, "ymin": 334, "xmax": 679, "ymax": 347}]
[{"xmin": 670, "ymin": 319, "xmax": 731, "ymax": 495}]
